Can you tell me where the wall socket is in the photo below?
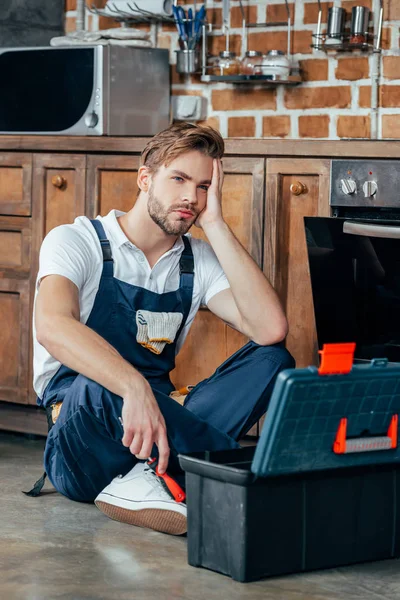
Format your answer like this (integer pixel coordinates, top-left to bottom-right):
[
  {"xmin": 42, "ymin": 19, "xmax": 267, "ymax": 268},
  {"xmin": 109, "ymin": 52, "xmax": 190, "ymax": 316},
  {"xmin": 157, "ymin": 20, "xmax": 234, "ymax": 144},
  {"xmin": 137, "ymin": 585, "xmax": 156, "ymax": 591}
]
[{"xmin": 172, "ymin": 95, "xmax": 207, "ymax": 121}]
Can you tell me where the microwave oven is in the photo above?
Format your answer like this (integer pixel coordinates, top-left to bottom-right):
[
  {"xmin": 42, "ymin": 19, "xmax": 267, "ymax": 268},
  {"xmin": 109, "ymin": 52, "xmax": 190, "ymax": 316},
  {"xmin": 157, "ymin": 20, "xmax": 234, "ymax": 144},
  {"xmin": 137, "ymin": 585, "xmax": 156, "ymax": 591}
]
[{"xmin": 0, "ymin": 45, "xmax": 170, "ymax": 135}]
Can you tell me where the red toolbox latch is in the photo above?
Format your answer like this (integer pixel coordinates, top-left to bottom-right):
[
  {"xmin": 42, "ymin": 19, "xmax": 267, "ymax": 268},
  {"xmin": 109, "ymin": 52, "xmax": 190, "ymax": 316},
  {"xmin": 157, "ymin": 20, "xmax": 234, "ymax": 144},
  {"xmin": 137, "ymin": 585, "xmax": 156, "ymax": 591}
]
[{"xmin": 318, "ymin": 342, "xmax": 356, "ymax": 376}]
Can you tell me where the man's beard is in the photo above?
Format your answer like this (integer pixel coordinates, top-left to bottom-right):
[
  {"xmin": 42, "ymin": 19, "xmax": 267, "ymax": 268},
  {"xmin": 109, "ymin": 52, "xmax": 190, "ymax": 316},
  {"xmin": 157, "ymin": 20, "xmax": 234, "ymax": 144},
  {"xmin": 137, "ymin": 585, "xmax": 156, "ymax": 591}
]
[{"xmin": 147, "ymin": 185, "xmax": 196, "ymax": 235}]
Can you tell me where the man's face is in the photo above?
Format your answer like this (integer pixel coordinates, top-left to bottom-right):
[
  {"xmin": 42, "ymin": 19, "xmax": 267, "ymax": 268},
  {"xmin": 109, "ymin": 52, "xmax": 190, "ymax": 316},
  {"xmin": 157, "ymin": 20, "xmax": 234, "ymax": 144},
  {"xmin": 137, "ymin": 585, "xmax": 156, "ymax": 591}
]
[{"xmin": 147, "ymin": 150, "xmax": 213, "ymax": 236}]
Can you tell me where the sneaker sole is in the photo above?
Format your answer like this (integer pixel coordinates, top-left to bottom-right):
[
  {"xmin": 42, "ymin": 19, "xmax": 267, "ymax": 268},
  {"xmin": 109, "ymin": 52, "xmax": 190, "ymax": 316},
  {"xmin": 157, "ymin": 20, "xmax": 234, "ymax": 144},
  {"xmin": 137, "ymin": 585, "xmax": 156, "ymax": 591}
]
[{"xmin": 95, "ymin": 500, "xmax": 187, "ymax": 535}]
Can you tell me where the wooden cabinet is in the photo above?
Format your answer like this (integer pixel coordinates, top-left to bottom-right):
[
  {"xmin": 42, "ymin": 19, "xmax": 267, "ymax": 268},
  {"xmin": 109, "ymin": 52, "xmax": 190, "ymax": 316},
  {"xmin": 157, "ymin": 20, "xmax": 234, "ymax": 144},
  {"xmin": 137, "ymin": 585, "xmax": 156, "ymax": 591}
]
[
  {"xmin": 0, "ymin": 153, "xmax": 32, "ymax": 405},
  {"xmin": 0, "ymin": 138, "xmax": 342, "ymax": 434},
  {"xmin": 265, "ymin": 159, "xmax": 330, "ymax": 368},
  {"xmin": 86, "ymin": 155, "xmax": 140, "ymax": 217},
  {"xmin": 171, "ymin": 157, "xmax": 265, "ymax": 389}
]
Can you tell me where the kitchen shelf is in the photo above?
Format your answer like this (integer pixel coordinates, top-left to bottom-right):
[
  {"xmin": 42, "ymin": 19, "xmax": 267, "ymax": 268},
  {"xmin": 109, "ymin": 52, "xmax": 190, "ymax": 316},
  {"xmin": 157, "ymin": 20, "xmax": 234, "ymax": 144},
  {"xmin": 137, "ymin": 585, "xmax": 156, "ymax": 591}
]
[
  {"xmin": 311, "ymin": 0, "xmax": 383, "ymax": 54},
  {"xmin": 197, "ymin": 0, "xmax": 302, "ymax": 86},
  {"xmin": 311, "ymin": 33, "xmax": 381, "ymax": 53},
  {"xmin": 200, "ymin": 73, "xmax": 301, "ymax": 85},
  {"xmin": 88, "ymin": 2, "xmax": 174, "ymax": 23}
]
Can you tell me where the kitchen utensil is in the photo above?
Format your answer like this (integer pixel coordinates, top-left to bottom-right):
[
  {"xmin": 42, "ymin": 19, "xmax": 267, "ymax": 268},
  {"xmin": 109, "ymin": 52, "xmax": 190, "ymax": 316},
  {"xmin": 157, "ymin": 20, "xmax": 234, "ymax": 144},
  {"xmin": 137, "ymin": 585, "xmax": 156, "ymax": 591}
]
[
  {"xmin": 194, "ymin": 4, "xmax": 206, "ymax": 42},
  {"xmin": 172, "ymin": 5, "xmax": 188, "ymax": 47},
  {"xmin": 188, "ymin": 8, "xmax": 194, "ymax": 39},
  {"xmin": 173, "ymin": 4, "xmax": 206, "ymax": 51}
]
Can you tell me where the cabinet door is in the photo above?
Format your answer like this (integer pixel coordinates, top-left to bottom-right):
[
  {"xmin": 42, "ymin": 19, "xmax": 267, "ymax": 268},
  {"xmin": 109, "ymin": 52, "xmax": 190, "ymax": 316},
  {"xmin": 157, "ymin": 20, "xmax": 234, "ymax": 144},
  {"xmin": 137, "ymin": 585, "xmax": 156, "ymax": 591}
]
[
  {"xmin": 0, "ymin": 153, "xmax": 32, "ymax": 216},
  {"xmin": 265, "ymin": 159, "xmax": 330, "ymax": 368},
  {"xmin": 0, "ymin": 278, "xmax": 30, "ymax": 404},
  {"xmin": 171, "ymin": 157, "xmax": 265, "ymax": 389},
  {"xmin": 0, "ymin": 218, "xmax": 32, "ymax": 404},
  {"xmin": 32, "ymin": 154, "xmax": 86, "ymax": 236},
  {"xmin": 86, "ymin": 155, "xmax": 141, "ymax": 217},
  {"xmin": 31, "ymin": 154, "xmax": 86, "ymax": 284},
  {"xmin": 29, "ymin": 154, "xmax": 87, "ymax": 404}
]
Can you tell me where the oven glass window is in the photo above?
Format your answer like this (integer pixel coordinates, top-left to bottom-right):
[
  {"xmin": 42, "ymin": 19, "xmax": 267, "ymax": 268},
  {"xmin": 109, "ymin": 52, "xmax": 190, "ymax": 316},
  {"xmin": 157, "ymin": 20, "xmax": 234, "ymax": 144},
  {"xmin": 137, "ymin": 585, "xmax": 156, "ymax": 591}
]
[
  {"xmin": 0, "ymin": 48, "xmax": 94, "ymax": 132},
  {"xmin": 305, "ymin": 217, "xmax": 400, "ymax": 363}
]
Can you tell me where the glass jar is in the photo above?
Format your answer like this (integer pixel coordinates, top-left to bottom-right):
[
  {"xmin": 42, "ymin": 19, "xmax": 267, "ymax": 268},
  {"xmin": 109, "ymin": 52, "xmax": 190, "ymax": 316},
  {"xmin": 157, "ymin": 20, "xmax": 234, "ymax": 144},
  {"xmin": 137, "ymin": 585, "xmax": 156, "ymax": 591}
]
[
  {"xmin": 212, "ymin": 51, "xmax": 241, "ymax": 76},
  {"xmin": 260, "ymin": 50, "xmax": 291, "ymax": 78},
  {"xmin": 207, "ymin": 53, "xmax": 219, "ymax": 73},
  {"xmin": 240, "ymin": 50, "xmax": 263, "ymax": 75}
]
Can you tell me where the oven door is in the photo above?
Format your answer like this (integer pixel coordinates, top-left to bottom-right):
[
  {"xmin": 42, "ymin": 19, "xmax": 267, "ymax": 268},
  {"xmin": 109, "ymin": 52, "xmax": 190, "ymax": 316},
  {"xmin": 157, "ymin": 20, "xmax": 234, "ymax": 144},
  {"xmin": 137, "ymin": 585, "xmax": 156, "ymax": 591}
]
[
  {"xmin": 0, "ymin": 47, "xmax": 100, "ymax": 134},
  {"xmin": 305, "ymin": 217, "xmax": 400, "ymax": 363}
]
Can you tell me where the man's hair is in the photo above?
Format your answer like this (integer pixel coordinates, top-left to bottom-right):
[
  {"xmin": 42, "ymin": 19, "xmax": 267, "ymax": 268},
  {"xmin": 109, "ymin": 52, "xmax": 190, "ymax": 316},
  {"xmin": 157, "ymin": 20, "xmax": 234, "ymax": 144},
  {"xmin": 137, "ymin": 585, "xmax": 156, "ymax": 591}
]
[{"xmin": 140, "ymin": 122, "xmax": 224, "ymax": 173}]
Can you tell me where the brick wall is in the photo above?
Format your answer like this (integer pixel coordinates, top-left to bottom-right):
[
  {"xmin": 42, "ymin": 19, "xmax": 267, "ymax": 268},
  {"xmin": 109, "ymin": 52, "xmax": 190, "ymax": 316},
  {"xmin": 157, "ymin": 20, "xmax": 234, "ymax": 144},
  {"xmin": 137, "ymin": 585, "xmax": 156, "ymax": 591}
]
[{"xmin": 65, "ymin": 0, "xmax": 400, "ymax": 139}]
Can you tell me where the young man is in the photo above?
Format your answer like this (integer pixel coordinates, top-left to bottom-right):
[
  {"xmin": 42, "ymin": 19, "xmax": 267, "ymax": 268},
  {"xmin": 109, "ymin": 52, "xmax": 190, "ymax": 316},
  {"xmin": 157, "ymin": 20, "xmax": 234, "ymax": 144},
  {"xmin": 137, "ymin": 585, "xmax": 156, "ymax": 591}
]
[{"xmin": 33, "ymin": 123, "xmax": 294, "ymax": 535}]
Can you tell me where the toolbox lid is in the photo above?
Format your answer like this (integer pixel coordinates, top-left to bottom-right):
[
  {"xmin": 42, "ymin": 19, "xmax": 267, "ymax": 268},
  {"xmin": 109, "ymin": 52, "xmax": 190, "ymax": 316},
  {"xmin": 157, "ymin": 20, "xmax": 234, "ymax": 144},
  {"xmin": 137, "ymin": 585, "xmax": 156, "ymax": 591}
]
[{"xmin": 251, "ymin": 358, "xmax": 400, "ymax": 478}]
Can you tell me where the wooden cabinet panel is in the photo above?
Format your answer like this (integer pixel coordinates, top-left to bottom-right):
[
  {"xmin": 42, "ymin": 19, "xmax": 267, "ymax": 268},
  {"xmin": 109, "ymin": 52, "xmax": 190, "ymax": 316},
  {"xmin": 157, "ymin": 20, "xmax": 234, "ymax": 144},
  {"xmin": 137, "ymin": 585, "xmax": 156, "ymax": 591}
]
[
  {"xmin": 170, "ymin": 310, "xmax": 245, "ymax": 389},
  {"xmin": 172, "ymin": 158, "xmax": 265, "ymax": 392},
  {"xmin": 28, "ymin": 154, "xmax": 86, "ymax": 404},
  {"xmin": 265, "ymin": 159, "xmax": 330, "ymax": 368},
  {"xmin": 0, "ymin": 278, "xmax": 30, "ymax": 404},
  {"xmin": 0, "ymin": 153, "xmax": 32, "ymax": 216},
  {"xmin": 0, "ymin": 217, "xmax": 31, "ymax": 277},
  {"xmin": 31, "ymin": 154, "xmax": 86, "ymax": 291},
  {"xmin": 32, "ymin": 154, "xmax": 86, "ymax": 237},
  {"xmin": 86, "ymin": 155, "xmax": 140, "ymax": 217},
  {"xmin": 190, "ymin": 157, "xmax": 264, "ymax": 264}
]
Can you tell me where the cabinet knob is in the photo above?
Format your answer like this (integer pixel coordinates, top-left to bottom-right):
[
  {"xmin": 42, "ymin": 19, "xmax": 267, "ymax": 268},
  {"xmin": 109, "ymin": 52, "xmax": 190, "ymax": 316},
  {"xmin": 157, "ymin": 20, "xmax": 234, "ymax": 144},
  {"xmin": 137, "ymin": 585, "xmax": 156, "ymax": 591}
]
[
  {"xmin": 51, "ymin": 175, "xmax": 66, "ymax": 189},
  {"xmin": 290, "ymin": 181, "xmax": 308, "ymax": 196}
]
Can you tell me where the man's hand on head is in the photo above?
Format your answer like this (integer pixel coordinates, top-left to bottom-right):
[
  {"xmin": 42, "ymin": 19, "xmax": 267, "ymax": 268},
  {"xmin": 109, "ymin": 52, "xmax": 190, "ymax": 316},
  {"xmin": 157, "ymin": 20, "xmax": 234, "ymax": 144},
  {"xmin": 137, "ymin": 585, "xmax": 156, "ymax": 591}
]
[{"xmin": 195, "ymin": 159, "xmax": 224, "ymax": 230}]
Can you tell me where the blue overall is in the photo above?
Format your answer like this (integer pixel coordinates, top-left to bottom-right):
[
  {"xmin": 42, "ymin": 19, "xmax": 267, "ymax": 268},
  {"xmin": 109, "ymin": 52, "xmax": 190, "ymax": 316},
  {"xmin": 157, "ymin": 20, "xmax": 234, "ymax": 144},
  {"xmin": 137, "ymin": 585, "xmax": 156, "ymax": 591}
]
[{"xmin": 40, "ymin": 220, "xmax": 294, "ymax": 502}]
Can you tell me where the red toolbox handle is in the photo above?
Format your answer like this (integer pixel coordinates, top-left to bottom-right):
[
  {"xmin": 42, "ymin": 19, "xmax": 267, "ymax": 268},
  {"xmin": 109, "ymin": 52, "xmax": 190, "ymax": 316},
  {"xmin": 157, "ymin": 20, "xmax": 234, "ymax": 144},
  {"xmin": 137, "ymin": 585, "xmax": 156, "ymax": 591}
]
[{"xmin": 333, "ymin": 415, "xmax": 398, "ymax": 454}]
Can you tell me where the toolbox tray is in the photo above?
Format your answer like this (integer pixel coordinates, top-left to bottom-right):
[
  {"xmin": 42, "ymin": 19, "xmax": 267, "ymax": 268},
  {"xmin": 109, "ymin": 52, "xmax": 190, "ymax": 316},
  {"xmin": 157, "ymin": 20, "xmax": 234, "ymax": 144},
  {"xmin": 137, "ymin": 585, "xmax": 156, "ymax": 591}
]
[{"xmin": 179, "ymin": 360, "xmax": 400, "ymax": 582}]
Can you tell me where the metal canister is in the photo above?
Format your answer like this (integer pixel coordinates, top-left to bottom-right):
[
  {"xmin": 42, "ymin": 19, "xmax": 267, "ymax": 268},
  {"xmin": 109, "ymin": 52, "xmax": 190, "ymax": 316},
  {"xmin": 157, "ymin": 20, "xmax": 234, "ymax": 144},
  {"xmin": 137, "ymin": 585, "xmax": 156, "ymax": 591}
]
[
  {"xmin": 175, "ymin": 49, "xmax": 199, "ymax": 74},
  {"xmin": 327, "ymin": 7, "xmax": 345, "ymax": 38},
  {"xmin": 351, "ymin": 6, "xmax": 370, "ymax": 35}
]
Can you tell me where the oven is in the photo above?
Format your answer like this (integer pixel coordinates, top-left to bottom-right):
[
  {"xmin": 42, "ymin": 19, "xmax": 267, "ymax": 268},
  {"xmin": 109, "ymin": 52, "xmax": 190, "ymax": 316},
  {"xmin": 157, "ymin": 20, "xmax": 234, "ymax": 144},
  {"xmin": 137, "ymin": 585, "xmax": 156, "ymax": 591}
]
[{"xmin": 305, "ymin": 160, "xmax": 400, "ymax": 363}]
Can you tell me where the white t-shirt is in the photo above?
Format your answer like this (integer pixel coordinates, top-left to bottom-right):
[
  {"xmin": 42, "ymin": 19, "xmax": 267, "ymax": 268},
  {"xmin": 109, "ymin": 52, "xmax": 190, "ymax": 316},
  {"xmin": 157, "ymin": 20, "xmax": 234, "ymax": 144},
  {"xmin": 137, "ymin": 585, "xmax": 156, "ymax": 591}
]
[{"xmin": 32, "ymin": 209, "xmax": 230, "ymax": 400}]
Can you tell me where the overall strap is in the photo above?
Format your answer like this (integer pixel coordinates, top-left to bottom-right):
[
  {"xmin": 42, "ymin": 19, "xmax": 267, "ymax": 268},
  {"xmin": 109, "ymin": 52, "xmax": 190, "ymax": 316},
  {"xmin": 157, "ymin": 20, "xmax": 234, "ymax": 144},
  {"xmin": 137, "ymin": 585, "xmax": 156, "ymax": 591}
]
[
  {"xmin": 175, "ymin": 236, "xmax": 195, "ymax": 342},
  {"xmin": 179, "ymin": 236, "xmax": 194, "ymax": 291},
  {"xmin": 90, "ymin": 219, "xmax": 114, "ymax": 278}
]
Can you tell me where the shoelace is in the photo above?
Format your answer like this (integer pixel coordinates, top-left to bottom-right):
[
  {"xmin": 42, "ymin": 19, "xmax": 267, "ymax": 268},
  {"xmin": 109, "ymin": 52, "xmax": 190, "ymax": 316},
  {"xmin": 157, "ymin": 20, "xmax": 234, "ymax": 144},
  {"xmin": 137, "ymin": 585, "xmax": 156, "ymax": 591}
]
[
  {"xmin": 143, "ymin": 467, "xmax": 176, "ymax": 501},
  {"xmin": 146, "ymin": 458, "xmax": 186, "ymax": 503}
]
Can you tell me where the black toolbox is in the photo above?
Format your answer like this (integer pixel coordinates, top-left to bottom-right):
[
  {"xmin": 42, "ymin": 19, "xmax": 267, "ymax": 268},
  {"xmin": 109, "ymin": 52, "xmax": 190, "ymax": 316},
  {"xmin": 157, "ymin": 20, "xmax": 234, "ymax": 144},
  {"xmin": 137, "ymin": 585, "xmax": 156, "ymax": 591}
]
[{"xmin": 179, "ymin": 356, "xmax": 400, "ymax": 582}]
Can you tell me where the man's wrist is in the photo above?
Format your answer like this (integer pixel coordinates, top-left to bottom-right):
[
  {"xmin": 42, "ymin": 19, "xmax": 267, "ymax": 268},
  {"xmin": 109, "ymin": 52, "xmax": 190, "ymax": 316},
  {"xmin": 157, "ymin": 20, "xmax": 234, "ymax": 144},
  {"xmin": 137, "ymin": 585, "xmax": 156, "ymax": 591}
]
[
  {"xmin": 117, "ymin": 369, "xmax": 148, "ymax": 398},
  {"xmin": 202, "ymin": 218, "xmax": 228, "ymax": 236}
]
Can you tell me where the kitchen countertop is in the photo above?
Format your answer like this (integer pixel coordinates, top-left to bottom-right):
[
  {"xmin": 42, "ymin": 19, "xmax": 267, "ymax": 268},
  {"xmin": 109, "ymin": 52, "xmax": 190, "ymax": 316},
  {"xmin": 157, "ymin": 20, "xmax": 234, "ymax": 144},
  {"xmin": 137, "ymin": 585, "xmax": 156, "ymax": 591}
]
[{"xmin": 0, "ymin": 135, "xmax": 400, "ymax": 157}]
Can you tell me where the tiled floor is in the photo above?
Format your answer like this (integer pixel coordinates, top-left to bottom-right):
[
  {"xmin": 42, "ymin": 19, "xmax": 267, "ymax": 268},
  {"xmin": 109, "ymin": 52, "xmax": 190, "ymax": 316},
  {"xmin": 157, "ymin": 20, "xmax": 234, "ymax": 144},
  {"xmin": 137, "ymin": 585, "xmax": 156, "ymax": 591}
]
[{"xmin": 2, "ymin": 431, "xmax": 400, "ymax": 600}]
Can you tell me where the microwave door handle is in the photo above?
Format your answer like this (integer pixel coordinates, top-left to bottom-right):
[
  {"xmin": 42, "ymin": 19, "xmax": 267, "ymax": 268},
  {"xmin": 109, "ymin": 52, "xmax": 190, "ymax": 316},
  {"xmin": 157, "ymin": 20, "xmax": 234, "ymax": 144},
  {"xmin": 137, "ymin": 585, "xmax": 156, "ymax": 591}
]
[{"xmin": 343, "ymin": 221, "xmax": 400, "ymax": 239}]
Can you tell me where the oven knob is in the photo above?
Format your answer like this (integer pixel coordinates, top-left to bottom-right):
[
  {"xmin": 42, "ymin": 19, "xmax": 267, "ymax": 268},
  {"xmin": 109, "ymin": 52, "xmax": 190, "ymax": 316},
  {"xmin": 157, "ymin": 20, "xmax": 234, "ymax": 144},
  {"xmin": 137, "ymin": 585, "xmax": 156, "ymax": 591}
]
[
  {"xmin": 85, "ymin": 111, "xmax": 99, "ymax": 128},
  {"xmin": 362, "ymin": 180, "xmax": 378, "ymax": 197},
  {"xmin": 341, "ymin": 178, "xmax": 357, "ymax": 195}
]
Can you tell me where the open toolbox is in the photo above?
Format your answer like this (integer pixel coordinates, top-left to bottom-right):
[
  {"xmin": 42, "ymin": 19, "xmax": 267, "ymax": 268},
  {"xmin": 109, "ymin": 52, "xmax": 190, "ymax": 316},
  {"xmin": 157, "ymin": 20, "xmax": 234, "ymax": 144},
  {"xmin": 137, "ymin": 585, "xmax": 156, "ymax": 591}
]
[{"xmin": 179, "ymin": 344, "xmax": 400, "ymax": 582}]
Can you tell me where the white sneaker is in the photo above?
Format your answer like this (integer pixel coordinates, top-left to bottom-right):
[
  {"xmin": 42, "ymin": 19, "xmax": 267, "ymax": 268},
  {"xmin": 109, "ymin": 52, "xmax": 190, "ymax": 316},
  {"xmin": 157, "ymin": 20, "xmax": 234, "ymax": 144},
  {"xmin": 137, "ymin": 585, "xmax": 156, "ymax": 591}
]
[{"xmin": 94, "ymin": 462, "xmax": 187, "ymax": 535}]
